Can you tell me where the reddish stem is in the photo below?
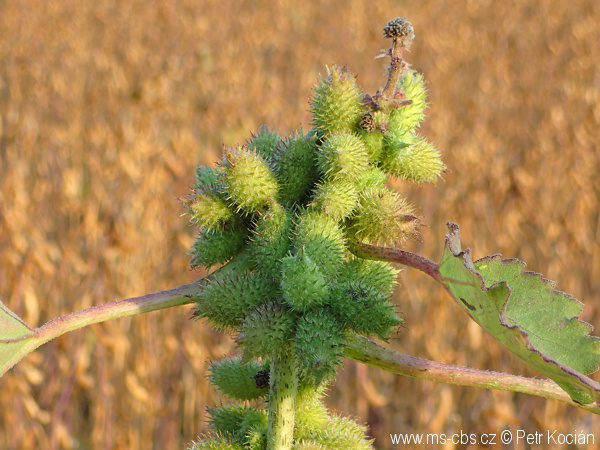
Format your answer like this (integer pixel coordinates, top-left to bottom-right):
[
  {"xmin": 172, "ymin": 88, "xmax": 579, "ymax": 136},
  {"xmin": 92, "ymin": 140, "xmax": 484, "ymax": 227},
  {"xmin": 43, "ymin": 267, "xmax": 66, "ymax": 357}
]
[{"xmin": 351, "ymin": 241, "xmax": 442, "ymax": 282}]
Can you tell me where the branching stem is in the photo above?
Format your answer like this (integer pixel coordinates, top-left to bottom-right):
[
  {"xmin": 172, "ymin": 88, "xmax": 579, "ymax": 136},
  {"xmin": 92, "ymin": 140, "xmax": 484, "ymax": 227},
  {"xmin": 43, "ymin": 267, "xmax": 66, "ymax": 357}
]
[
  {"xmin": 1, "ymin": 278, "xmax": 211, "ymax": 377},
  {"xmin": 351, "ymin": 241, "xmax": 442, "ymax": 282},
  {"xmin": 6, "ymin": 259, "xmax": 599, "ymax": 416},
  {"xmin": 344, "ymin": 333, "xmax": 600, "ymax": 415},
  {"xmin": 380, "ymin": 17, "xmax": 414, "ymax": 100},
  {"xmin": 381, "ymin": 41, "xmax": 405, "ymax": 99}
]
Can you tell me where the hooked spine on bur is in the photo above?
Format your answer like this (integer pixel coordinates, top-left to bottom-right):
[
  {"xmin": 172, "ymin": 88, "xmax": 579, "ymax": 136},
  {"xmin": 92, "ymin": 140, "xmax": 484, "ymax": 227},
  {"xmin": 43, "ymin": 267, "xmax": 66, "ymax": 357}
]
[{"xmin": 186, "ymin": 17, "xmax": 444, "ymax": 449}]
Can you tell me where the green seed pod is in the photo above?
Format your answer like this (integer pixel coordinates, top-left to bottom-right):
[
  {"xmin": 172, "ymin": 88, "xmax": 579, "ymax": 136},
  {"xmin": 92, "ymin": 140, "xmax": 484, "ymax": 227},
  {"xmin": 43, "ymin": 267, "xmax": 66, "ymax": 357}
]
[
  {"xmin": 310, "ymin": 65, "xmax": 364, "ymax": 136},
  {"xmin": 309, "ymin": 180, "xmax": 358, "ymax": 222},
  {"xmin": 388, "ymin": 71, "xmax": 429, "ymax": 133},
  {"xmin": 355, "ymin": 167, "xmax": 388, "ymax": 191},
  {"xmin": 195, "ymin": 165, "xmax": 223, "ymax": 193},
  {"xmin": 206, "ymin": 405, "xmax": 252, "ymax": 438},
  {"xmin": 294, "ymin": 309, "xmax": 345, "ymax": 384},
  {"xmin": 381, "ymin": 133, "xmax": 445, "ymax": 183},
  {"xmin": 190, "ymin": 226, "xmax": 249, "ymax": 269},
  {"xmin": 208, "ymin": 356, "xmax": 269, "ymax": 401},
  {"xmin": 358, "ymin": 110, "xmax": 391, "ymax": 164},
  {"xmin": 194, "ymin": 271, "xmax": 279, "ymax": 331},
  {"xmin": 317, "ymin": 132, "xmax": 369, "ymax": 183},
  {"xmin": 294, "ymin": 415, "xmax": 374, "ymax": 449},
  {"xmin": 273, "ymin": 131, "xmax": 318, "ymax": 208},
  {"xmin": 207, "ymin": 405, "xmax": 267, "ymax": 445},
  {"xmin": 293, "ymin": 441, "xmax": 326, "ymax": 449},
  {"xmin": 221, "ymin": 147, "xmax": 278, "ymax": 214},
  {"xmin": 320, "ymin": 415, "xmax": 374, "ymax": 449},
  {"xmin": 182, "ymin": 192, "xmax": 235, "ymax": 231},
  {"xmin": 330, "ymin": 258, "xmax": 402, "ymax": 339},
  {"xmin": 358, "ymin": 129, "xmax": 385, "ymax": 163},
  {"xmin": 236, "ymin": 300, "xmax": 297, "ymax": 359},
  {"xmin": 247, "ymin": 125, "xmax": 282, "ymax": 163},
  {"xmin": 329, "ymin": 279, "xmax": 403, "ymax": 340},
  {"xmin": 348, "ymin": 186, "xmax": 420, "ymax": 246},
  {"xmin": 248, "ymin": 204, "xmax": 292, "ymax": 279},
  {"xmin": 343, "ymin": 257, "xmax": 400, "ymax": 296},
  {"xmin": 189, "ymin": 434, "xmax": 244, "ymax": 450},
  {"xmin": 371, "ymin": 110, "xmax": 390, "ymax": 130},
  {"xmin": 293, "ymin": 383, "xmax": 331, "ymax": 442},
  {"xmin": 242, "ymin": 417, "xmax": 268, "ymax": 450},
  {"xmin": 293, "ymin": 209, "xmax": 346, "ymax": 279},
  {"xmin": 281, "ymin": 252, "xmax": 329, "ymax": 312}
]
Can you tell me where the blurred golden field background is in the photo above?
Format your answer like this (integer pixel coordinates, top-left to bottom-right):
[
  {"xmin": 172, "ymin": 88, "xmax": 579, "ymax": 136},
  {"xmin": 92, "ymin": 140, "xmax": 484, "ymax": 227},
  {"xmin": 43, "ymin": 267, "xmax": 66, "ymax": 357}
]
[{"xmin": 1, "ymin": 0, "xmax": 600, "ymax": 448}]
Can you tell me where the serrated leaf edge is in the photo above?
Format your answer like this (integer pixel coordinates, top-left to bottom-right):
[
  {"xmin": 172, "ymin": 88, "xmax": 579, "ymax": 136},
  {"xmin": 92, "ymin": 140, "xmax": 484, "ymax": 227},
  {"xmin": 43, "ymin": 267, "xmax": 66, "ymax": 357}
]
[{"xmin": 442, "ymin": 223, "xmax": 600, "ymax": 405}]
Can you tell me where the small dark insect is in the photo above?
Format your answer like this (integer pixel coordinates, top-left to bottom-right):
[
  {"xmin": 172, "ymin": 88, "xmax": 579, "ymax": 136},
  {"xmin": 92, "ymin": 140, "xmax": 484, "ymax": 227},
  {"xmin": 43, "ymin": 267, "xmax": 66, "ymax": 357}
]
[{"xmin": 252, "ymin": 370, "xmax": 270, "ymax": 389}]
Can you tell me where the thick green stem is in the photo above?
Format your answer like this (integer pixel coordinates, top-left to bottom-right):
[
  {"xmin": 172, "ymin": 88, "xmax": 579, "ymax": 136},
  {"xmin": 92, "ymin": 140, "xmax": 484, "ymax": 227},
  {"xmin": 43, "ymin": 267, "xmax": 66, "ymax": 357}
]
[{"xmin": 267, "ymin": 344, "xmax": 299, "ymax": 450}]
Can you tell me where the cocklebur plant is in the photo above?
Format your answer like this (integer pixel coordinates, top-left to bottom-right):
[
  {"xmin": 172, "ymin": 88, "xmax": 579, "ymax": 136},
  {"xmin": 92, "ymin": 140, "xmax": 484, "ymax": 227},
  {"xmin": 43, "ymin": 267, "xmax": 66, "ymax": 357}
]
[
  {"xmin": 183, "ymin": 17, "xmax": 443, "ymax": 449},
  {"xmin": 2, "ymin": 17, "xmax": 600, "ymax": 450}
]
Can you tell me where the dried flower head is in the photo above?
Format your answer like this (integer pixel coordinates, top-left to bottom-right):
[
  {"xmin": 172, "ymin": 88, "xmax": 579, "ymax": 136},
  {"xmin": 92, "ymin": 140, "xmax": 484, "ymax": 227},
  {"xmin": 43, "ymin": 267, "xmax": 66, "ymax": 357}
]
[{"xmin": 383, "ymin": 17, "xmax": 414, "ymax": 40}]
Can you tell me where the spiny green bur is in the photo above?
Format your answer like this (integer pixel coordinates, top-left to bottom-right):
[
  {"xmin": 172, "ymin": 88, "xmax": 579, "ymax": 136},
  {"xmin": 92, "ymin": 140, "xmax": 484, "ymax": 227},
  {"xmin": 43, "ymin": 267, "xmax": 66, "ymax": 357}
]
[
  {"xmin": 208, "ymin": 356, "xmax": 269, "ymax": 401},
  {"xmin": 187, "ymin": 17, "xmax": 444, "ymax": 449}
]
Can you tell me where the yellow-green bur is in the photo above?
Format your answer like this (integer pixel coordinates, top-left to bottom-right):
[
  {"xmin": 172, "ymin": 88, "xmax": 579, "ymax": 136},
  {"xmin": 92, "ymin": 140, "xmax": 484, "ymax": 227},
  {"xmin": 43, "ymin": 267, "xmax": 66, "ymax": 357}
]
[
  {"xmin": 189, "ymin": 225, "xmax": 249, "ymax": 269},
  {"xmin": 204, "ymin": 404, "xmax": 267, "ymax": 448},
  {"xmin": 292, "ymin": 210, "xmax": 346, "ymax": 279},
  {"xmin": 316, "ymin": 132, "xmax": 369, "ymax": 182},
  {"xmin": 292, "ymin": 383, "xmax": 373, "ymax": 448},
  {"xmin": 208, "ymin": 356, "xmax": 268, "ymax": 401},
  {"xmin": 235, "ymin": 300, "xmax": 297, "ymax": 359},
  {"xmin": 310, "ymin": 65, "xmax": 364, "ymax": 136},
  {"xmin": 222, "ymin": 147, "xmax": 278, "ymax": 214},
  {"xmin": 273, "ymin": 131, "xmax": 319, "ymax": 207},
  {"xmin": 388, "ymin": 71, "xmax": 429, "ymax": 133},
  {"xmin": 186, "ymin": 193, "xmax": 234, "ymax": 230},
  {"xmin": 310, "ymin": 180, "xmax": 358, "ymax": 222},
  {"xmin": 380, "ymin": 132, "xmax": 445, "ymax": 184},
  {"xmin": 248, "ymin": 204, "xmax": 292, "ymax": 278},
  {"xmin": 280, "ymin": 253, "xmax": 328, "ymax": 312},
  {"xmin": 348, "ymin": 186, "xmax": 419, "ymax": 246},
  {"xmin": 193, "ymin": 271, "xmax": 278, "ymax": 330},
  {"xmin": 293, "ymin": 309, "xmax": 345, "ymax": 384}
]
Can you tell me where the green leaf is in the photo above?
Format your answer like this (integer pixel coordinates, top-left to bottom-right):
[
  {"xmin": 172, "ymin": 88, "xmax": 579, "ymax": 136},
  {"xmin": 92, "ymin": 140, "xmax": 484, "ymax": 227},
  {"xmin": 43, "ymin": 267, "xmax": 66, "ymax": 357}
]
[
  {"xmin": 0, "ymin": 300, "xmax": 38, "ymax": 377},
  {"xmin": 438, "ymin": 223, "xmax": 600, "ymax": 405}
]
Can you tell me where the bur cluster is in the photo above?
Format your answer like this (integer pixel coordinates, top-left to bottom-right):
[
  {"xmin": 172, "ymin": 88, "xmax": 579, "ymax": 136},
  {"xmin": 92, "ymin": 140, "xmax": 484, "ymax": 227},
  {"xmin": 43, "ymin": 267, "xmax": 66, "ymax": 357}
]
[
  {"xmin": 186, "ymin": 17, "xmax": 444, "ymax": 449},
  {"xmin": 194, "ymin": 357, "xmax": 373, "ymax": 449}
]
